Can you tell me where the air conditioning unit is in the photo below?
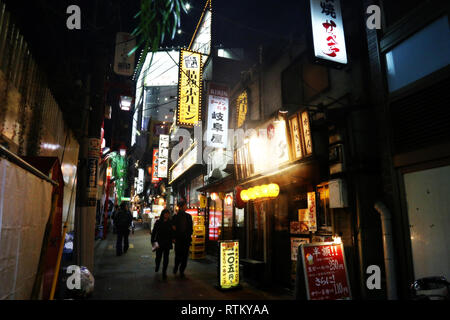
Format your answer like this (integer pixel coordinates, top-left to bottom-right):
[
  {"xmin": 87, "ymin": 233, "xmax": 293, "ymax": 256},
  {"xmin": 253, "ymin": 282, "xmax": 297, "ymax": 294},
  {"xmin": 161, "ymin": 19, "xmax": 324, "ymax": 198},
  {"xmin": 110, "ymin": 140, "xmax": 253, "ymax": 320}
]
[{"xmin": 329, "ymin": 179, "xmax": 348, "ymax": 208}]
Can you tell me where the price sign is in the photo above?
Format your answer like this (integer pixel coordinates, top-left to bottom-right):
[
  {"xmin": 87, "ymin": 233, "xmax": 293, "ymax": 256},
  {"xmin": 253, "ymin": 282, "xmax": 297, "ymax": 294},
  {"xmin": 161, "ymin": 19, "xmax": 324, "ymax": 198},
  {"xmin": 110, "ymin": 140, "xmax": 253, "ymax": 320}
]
[{"xmin": 299, "ymin": 242, "xmax": 351, "ymax": 300}]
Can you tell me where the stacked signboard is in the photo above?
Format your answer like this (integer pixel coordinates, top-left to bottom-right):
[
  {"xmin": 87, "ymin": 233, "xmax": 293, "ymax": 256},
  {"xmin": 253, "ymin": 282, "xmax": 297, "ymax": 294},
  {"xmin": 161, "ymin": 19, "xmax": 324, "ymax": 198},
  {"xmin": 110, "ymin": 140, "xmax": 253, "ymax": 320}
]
[{"xmin": 190, "ymin": 216, "xmax": 206, "ymax": 259}]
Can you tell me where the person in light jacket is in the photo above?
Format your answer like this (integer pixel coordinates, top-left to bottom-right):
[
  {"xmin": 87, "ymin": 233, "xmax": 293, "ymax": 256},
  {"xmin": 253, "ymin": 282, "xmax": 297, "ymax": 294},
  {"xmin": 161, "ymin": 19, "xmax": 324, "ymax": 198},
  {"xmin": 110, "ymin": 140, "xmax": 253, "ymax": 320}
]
[{"xmin": 151, "ymin": 209, "xmax": 173, "ymax": 280}]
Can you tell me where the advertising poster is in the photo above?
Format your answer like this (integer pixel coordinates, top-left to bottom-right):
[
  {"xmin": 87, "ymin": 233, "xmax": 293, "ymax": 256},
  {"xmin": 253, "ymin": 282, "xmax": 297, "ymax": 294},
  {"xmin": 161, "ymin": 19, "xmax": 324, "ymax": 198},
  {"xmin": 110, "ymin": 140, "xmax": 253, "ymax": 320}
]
[{"xmin": 300, "ymin": 242, "xmax": 352, "ymax": 300}]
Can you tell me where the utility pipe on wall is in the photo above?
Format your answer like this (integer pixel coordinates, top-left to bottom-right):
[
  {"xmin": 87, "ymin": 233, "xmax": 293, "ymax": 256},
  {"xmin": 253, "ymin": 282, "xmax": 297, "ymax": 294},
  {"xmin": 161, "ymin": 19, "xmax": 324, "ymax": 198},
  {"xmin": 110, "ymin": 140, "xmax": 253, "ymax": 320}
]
[{"xmin": 374, "ymin": 201, "xmax": 398, "ymax": 300}]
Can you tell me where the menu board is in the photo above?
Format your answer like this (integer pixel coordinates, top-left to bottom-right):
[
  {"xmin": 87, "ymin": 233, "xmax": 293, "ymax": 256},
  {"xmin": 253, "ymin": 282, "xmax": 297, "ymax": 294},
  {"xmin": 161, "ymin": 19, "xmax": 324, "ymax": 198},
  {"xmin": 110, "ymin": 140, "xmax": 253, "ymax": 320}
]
[{"xmin": 299, "ymin": 242, "xmax": 351, "ymax": 300}]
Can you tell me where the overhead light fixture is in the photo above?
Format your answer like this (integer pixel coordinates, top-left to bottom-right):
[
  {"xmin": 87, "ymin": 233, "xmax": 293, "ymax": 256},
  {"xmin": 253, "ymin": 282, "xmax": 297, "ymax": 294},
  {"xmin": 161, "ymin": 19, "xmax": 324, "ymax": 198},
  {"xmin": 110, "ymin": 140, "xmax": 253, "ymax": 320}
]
[
  {"xmin": 102, "ymin": 147, "xmax": 110, "ymax": 155},
  {"xmin": 177, "ymin": 29, "xmax": 182, "ymax": 35},
  {"xmin": 186, "ymin": 3, "xmax": 191, "ymax": 11}
]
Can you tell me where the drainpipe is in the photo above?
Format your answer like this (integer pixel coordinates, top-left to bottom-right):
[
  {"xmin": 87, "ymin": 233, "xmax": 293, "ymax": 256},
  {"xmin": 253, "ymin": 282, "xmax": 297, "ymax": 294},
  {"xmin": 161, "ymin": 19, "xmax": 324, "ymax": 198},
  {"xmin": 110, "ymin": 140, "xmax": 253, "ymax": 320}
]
[{"xmin": 374, "ymin": 201, "xmax": 398, "ymax": 300}]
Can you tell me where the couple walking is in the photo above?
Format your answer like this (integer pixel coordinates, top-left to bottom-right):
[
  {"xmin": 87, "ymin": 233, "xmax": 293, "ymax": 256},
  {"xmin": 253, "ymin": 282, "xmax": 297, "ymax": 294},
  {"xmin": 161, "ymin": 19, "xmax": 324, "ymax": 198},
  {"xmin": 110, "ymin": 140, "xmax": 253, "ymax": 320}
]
[{"xmin": 151, "ymin": 198, "xmax": 193, "ymax": 280}]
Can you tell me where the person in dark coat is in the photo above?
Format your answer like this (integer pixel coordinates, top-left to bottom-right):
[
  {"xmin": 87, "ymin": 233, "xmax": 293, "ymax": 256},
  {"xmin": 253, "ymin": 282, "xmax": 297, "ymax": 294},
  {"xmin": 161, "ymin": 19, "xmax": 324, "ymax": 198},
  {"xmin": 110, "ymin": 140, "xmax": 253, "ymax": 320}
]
[
  {"xmin": 151, "ymin": 209, "xmax": 173, "ymax": 279},
  {"xmin": 172, "ymin": 198, "xmax": 193, "ymax": 278},
  {"xmin": 115, "ymin": 202, "xmax": 133, "ymax": 256}
]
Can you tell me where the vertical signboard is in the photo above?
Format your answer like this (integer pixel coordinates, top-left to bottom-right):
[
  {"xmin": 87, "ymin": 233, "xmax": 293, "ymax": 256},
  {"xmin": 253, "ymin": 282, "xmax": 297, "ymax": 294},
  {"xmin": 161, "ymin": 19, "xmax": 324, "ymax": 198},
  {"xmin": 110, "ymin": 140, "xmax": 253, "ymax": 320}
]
[
  {"xmin": 289, "ymin": 114, "xmax": 303, "ymax": 160},
  {"xmin": 177, "ymin": 49, "xmax": 203, "ymax": 127},
  {"xmin": 114, "ymin": 32, "xmax": 136, "ymax": 76},
  {"xmin": 310, "ymin": 0, "xmax": 348, "ymax": 65},
  {"xmin": 307, "ymin": 192, "xmax": 318, "ymax": 232},
  {"xmin": 219, "ymin": 241, "xmax": 240, "ymax": 289},
  {"xmin": 207, "ymin": 84, "xmax": 229, "ymax": 148},
  {"xmin": 137, "ymin": 168, "xmax": 144, "ymax": 194},
  {"xmin": 151, "ymin": 149, "xmax": 161, "ymax": 184},
  {"xmin": 299, "ymin": 242, "xmax": 351, "ymax": 300},
  {"xmin": 87, "ymin": 138, "xmax": 101, "ymax": 204},
  {"xmin": 158, "ymin": 134, "xmax": 169, "ymax": 178},
  {"xmin": 236, "ymin": 90, "xmax": 248, "ymax": 128},
  {"xmin": 301, "ymin": 111, "xmax": 313, "ymax": 156}
]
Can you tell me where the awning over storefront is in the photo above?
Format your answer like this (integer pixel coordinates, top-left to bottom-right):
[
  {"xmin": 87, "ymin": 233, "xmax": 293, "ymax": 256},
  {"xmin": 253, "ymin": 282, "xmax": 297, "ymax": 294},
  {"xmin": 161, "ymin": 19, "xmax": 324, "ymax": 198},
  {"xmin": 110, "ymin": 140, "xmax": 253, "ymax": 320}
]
[
  {"xmin": 197, "ymin": 173, "xmax": 236, "ymax": 193},
  {"xmin": 237, "ymin": 159, "xmax": 321, "ymax": 189}
]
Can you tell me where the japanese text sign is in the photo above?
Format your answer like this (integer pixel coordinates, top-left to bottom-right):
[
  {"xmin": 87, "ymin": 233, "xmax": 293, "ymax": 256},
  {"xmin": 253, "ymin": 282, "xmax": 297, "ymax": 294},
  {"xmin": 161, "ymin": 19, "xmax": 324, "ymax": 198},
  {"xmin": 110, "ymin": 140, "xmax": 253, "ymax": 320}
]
[
  {"xmin": 236, "ymin": 90, "xmax": 248, "ymax": 128},
  {"xmin": 158, "ymin": 134, "xmax": 169, "ymax": 178},
  {"xmin": 207, "ymin": 84, "xmax": 229, "ymax": 148},
  {"xmin": 219, "ymin": 241, "xmax": 240, "ymax": 289},
  {"xmin": 151, "ymin": 149, "xmax": 161, "ymax": 183},
  {"xmin": 177, "ymin": 49, "xmax": 203, "ymax": 127},
  {"xmin": 310, "ymin": 0, "xmax": 348, "ymax": 65},
  {"xmin": 300, "ymin": 242, "xmax": 352, "ymax": 300}
]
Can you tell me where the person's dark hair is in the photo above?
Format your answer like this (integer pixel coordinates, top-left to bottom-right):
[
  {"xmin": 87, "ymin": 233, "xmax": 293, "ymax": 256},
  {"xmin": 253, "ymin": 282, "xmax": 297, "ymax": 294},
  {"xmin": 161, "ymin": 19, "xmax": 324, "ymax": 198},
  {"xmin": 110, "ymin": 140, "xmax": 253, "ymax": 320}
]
[
  {"xmin": 120, "ymin": 202, "xmax": 127, "ymax": 210},
  {"xmin": 177, "ymin": 198, "xmax": 186, "ymax": 209},
  {"xmin": 160, "ymin": 208, "xmax": 171, "ymax": 219}
]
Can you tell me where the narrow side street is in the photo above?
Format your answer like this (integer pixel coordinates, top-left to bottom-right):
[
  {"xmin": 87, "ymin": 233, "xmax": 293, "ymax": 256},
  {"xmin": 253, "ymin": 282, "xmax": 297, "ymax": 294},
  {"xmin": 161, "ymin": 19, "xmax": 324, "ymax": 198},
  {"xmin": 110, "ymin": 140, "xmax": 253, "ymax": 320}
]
[{"xmin": 91, "ymin": 223, "xmax": 293, "ymax": 300}]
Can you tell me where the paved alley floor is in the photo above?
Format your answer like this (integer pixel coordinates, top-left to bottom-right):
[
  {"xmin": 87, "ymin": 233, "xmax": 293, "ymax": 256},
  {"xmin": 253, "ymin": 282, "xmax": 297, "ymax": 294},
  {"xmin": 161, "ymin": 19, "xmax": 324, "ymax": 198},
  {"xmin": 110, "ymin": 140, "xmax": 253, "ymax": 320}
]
[{"xmin": 90, "ymin": 223, "xmax": 293, "ymax": 300}]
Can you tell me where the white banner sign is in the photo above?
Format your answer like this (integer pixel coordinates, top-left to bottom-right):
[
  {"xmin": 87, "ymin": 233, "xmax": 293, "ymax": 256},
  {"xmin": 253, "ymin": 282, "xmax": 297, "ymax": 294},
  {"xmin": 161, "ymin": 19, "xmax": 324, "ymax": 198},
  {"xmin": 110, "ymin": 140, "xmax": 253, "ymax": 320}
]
[
  {"xmin": 158, "ymin": 134, "xmax": 169, "ymax": 178},
  {"xmin": 310, "ymin": 0, "xmax": 347, "ymax": 65},
  {"xmin": 206, "ymin": 84, "xmax": 229, "ymax": 149},
  {"xmin": 137, "ymin": 168, "xmax": 144, "ymax": 194}
]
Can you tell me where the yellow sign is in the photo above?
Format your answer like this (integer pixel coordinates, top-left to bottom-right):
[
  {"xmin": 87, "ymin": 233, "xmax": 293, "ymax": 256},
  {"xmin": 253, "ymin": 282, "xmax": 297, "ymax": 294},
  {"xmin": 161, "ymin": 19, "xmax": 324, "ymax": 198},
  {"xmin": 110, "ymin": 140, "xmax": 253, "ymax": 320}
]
[
  {"xmin": 236, "ymin": 90, "xmax": 248, "ymax": 128},
  {"xmin": 199, "ymin": 195, "xmax": 207, "ymax": 208},
  {"xmin": 177, "ymin": 49, "xmax": 203, "ymax": 127},
  {"xmin": 220, "ymin": 241, "xmax": 239, "ymax": 289}
]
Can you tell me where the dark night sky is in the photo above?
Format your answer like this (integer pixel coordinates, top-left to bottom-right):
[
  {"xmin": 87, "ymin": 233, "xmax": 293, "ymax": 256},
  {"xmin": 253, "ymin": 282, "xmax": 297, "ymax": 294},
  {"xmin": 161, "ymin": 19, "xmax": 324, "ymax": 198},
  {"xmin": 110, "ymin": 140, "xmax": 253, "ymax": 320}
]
[{"xmin": 2, "ymin": 0, "xmax": 307, "ymax": 133}]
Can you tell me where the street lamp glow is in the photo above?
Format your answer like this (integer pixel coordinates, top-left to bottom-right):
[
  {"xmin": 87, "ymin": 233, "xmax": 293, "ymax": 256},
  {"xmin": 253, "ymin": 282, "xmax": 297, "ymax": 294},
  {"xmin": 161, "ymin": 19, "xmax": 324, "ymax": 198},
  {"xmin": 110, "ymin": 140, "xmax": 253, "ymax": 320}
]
[
  {"xmin": 186, "ymin": 3, "xmax": 191, "ymax": 11},
  {"xmin": 177, "ymin": 29, "xmax": 182, "ymax": 35}
]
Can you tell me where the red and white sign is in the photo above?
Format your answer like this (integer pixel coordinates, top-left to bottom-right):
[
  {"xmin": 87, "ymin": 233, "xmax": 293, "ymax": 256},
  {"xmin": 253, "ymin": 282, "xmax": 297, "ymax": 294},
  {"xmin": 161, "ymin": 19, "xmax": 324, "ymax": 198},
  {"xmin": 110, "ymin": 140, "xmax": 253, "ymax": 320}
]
[
  {"xmin": 206, "ymin": 84, "xmax": 229, "ymax": 149},
  {"xmin": 151, "ymin": 149, "xmax": 161, "ymax": 184},
  {"xmin": 300, "ymin": 242, "xmax": 351, "ymax": 300},
  {"xmin": 310, "ymin": 0, "xmax": 348, "ymax": 65}
]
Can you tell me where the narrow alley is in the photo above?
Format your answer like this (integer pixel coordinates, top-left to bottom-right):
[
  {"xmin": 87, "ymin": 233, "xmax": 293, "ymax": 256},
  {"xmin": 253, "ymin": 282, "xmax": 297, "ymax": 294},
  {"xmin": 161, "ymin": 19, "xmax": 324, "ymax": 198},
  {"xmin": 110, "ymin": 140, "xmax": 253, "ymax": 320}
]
[{"xmin": 91, "ymin": 223, "xmax": 293, "ymax": 300}]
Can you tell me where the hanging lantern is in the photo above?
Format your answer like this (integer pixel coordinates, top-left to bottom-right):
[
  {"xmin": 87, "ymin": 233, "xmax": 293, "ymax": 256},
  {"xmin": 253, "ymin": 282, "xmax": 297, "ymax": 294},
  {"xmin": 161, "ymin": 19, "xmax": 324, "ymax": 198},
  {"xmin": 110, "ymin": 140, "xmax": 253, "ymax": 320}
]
[
  {"xmin": 234, "ymin": 186, "xmax": 246, "ymax": 208},
  {"xmin": 268, "ymin": 183, "xmax": 280, "ymax": 198},
  {"xmin": 106, "ymin": 166, "xmax": 112, "ymax": 178},
  {"xmin": 248, "ymin": 187, "xmax": 257, "ymax": 200},
  {"xmin": 211, "ymin": 192, "xmax": 218, "ymax": 201},
  {"xmin": 240, "ymin": 190, "xmax": 249, "ymax": 202},
  {"xmin": 254, "ymin": 186, "xmax": 263, "ymax": 198},
  {"xmin": 261, "ymin": 184, "xmax": 269, "ymax": 197}
]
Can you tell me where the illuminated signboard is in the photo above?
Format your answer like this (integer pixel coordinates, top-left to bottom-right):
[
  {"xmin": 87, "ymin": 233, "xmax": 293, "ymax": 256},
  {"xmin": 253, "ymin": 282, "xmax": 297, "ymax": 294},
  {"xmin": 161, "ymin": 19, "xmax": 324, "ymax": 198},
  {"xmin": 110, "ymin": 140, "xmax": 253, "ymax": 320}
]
[
  {"xmin": 169, "ymin": 144, "xmax": 199, "ymax": 184},
  {"xmin": 236, "ymin": 90, "xmax": 247, "ymax": 128},
  {"xmin": 289, "ymin": 114, "xmax": 303, "ymax": 160},
  {"xmin": 206, "ymin": 84, "xmax": 229, "ymax": 149},
  {"xmin": 310, "ymin": 0, "xmax": 348, "ymax": 65},
  {"xmin": 301, "ymin": 111, "xmax": 313, "ymax": 155},
  {"xmin": 219, "ymin": 241, "xmax": 240, "ymax": 289},
  {"xmin": 151, "ymin": 149, "xmax": 161, "ymax": 183},
  {"xmin": 158, "ymin": 134, "xmax": 169, "ymax": 178},
  {"xmin": 177, "ymin": 49, "xmax": 203, "ymax": 127},
  {"xmin": 137, "ymin": 168, "xmax": 144, "ymax": 194}
]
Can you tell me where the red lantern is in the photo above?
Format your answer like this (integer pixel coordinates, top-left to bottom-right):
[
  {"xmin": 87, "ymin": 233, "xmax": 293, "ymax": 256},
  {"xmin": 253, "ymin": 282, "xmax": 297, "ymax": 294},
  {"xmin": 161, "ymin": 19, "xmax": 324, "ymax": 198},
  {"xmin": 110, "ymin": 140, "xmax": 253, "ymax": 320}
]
[{"xmin": 234, "ymin": 186, "xmax": 246, "ymax": 209}]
